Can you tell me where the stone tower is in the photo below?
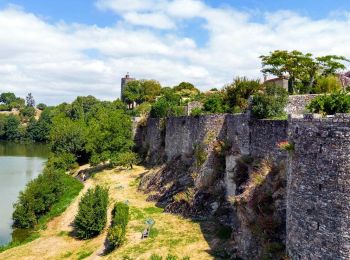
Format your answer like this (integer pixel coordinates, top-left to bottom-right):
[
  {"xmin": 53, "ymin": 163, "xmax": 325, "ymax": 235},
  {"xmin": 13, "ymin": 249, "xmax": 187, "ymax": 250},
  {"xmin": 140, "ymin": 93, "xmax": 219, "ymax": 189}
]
[
  {"xmin": 121, "ymin": 72, "xmax": 135, "ymax": 101},
  {"xmin": 287, "ymin": 114, "xmax": 350, "ymax": 259}
]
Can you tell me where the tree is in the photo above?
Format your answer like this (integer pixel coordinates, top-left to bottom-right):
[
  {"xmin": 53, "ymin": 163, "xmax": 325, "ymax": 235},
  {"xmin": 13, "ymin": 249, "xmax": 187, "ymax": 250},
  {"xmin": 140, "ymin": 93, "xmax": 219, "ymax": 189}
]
[
  {"xmin": 224, "ymin": 77, "xmax": 262, "ymax": 112},
  {"xmin": 260, "ymin": 50, "xmax": 310, "ymax": 93},
  {"xmin": 203, "ymin": 92, "xmax": 227, "ymax": 114},
  {"xmin": 4, "ymin": 115, "xmax": 22, "ymax": 140},
  {"xmin": 50, "ymin": 115, "xmax": 88, "ymax": 163},
  {"xmin": 74, "ymin": 185, "xmax": 109, "ymax": 239},
  {"xmin": 85, "ymin": 105, "xmax": 134, "ymax": 165},
  {"xmin": 141, "ymin": 80, "xmax": 161, "ymax": 102},
  {"xmin": 0, "ymin": 92, "xmax": 16, "ymax": 104},
  {"xmin": 260, "ymin": 50, "xmax": 348, "ymax": 94},
  {"xmin": 26, "ymin": 93, "xmax": 35, "ymax": 107},
  {"xmin": 123, "ymin": 80, "xmax": 143, "ymax": 108},
  {"xmin": 251, "ymin": 84, "xmax": 288, "ymax": 119},
  {"xmin": 111, "ymin": 151, "xmax": 139, "ymax": 169},
  {"xmin": 27, "ymin": 107, "xmax": 53, "ymax": 142}
]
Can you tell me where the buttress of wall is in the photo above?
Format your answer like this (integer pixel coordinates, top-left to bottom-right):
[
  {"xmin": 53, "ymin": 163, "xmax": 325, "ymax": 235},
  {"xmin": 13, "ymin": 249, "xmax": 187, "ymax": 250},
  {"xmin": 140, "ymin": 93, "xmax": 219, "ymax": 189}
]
[{"xmin": 287, "ymin": 114, "xmax": 350, "ymax": 259}]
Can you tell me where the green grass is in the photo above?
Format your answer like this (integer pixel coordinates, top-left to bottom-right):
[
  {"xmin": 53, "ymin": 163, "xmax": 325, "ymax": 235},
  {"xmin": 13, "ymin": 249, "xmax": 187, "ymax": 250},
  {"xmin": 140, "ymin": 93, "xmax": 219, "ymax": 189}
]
[
  {"xmin": 57, "ymin": 231, "xmax": 69, "ymax": 237},
  {"xmin": 77, "ymin": 250, "xmax": 93, "ymax": 260},
  {"xmin": 129, "ymin": 207, "xmax": 146, "ymax": 220},
  {"xmin": 144, "ymin": 206, "xmax": 164, "ymax": 214},
  {"xmin": 0, "ymin": 174, "xmax": 83, "ymax": 253},
  {"xmin": 62, "ymin": 251, "xmax": 73, "ymax": 258}
]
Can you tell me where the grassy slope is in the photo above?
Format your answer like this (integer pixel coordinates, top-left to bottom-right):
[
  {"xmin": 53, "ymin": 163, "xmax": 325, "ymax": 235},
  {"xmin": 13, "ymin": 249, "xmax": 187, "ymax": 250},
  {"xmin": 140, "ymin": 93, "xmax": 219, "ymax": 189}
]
[
  {"xmin": 0, "ymin": 166, "xmax": 229, "ymax": 260},
  {"xmin": 0, "ymin": 174, "xmax": 83, "ymax": 253}
]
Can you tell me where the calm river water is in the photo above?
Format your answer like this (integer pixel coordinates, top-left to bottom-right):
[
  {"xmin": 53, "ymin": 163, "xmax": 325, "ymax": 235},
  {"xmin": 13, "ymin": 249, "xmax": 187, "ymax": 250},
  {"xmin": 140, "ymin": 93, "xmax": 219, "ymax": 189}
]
[{"xmin": 0, "ymin": 142, "xmax": 49, "ymax": 246}]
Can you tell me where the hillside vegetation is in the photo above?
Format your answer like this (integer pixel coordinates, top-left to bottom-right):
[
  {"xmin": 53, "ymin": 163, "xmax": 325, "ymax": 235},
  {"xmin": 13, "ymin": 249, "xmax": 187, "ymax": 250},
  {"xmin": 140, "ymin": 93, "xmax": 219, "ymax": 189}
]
[{"xmin": 0, "ymin": 166, "xmax": 231, "ymax": 260}]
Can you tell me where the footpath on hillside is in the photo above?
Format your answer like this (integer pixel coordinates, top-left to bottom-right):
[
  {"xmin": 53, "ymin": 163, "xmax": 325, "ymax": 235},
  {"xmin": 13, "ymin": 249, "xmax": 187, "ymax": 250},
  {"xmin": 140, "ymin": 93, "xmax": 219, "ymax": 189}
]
[{"xmin": 0, "ymin": 166, "xmax": 225, "ymax": 260}]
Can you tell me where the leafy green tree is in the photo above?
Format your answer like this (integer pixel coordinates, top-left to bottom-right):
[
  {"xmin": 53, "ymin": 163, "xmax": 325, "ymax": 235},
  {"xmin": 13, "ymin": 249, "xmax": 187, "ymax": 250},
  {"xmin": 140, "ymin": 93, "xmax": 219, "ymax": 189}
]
[
  {"xmin": 0, "ymin": 92, "xmax": 17, "ymax": 104},
  {"xmin": 74, "ymin": 185, "xmax": 109, "ymax": 239},
  {"xmin": 123, "ymin": 80, "xmax": 143, "ymax": 108},
  {"xmin": 251, "ymin": 84, "xmax": 288, "ymax": 119},
  {"xmin": 111, "ymin": 151, "xmax": 139, "ymax": 169},
  {"xmin": 27, "ymin": 107, "xmax": 53, "ymax": 142},
  {"xmin": 203, "ymin": 92, "xmax": 227, "ymax": 113},
  {"xmin": 86, "ymin": 105, "xmax": 134, "ymax": 165},
  {"xmin": 150, "ymin": 89, "xmax": 184, "ymax": 118},
  {"xmin": 141, "ymin": 80, "xmax": 162, "ymax": 102},
  {"xmin": 260, "ymin": 50, "xmax": 348, "ymax": 93},
  {"xmin": 50, "ymin": 115, "xmax": 88, "ymax": 162},
  {"xmin": 4, "ymin": 115, "xmax": 22, "ymax": 140}
]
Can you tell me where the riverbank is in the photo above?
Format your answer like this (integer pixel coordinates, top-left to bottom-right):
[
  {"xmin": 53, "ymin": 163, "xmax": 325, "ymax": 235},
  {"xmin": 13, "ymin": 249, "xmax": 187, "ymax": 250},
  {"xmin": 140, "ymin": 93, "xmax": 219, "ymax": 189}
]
[{"xmin": 0, "ymin": 165, "xmax": 231, "ymax": 259}]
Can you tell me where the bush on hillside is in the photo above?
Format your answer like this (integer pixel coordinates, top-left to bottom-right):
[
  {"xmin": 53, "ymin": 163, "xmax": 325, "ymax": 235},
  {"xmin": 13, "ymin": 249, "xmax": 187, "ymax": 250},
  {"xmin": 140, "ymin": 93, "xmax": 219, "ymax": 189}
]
[
  {"xmin": 12, "ymin": 169, "xmax": 66, "ymax": 228},
  {"xmin": 251, "ymin": 84, "xmax": 288, "ymax": 119},
  {"xmin": 36, "ymin": 103, "xmax": 47, "ymax": 110},
  {"xmin": 74, "ymin": 185, "xmax": 109, "ymax": 239},
  {"xmin": 20, "ymin": 106, "xmax": 36, "ymax": 119},
  {"xmin": 307, "ymin": 91, "xmax": 350, "ymax": 115},
  {"xmin": 107, "ymin": 202, "xmax": 129, "ymax": 249}
]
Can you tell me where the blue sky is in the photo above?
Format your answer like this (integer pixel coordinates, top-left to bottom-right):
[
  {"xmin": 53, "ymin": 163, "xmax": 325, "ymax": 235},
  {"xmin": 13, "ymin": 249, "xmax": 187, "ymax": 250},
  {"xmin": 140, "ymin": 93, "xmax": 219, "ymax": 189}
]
[{"xmin": 0, "ymin": 0, "xmax": 349, "ymax": 104}]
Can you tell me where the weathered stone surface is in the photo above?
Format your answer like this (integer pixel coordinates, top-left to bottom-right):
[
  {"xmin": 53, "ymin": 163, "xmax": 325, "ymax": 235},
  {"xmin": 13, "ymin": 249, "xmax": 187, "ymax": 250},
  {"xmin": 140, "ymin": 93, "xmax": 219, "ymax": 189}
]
[
  {"xmin": 287, "ymin": 117, "xmax": 350, "ymax": 259},
  {"xmin": 286, "ymin": 94, "xmax": 320, "ymax": 116}
]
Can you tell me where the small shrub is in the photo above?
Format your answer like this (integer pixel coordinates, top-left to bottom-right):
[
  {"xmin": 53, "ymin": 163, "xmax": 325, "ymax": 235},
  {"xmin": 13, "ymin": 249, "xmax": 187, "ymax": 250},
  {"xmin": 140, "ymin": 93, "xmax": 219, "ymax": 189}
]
[
  {"xmin": 277, "ymin": 141, "xmax": 294, "ymax": 152},
  {"xmin": 74, "ymin": 185, "xmax": 109, "ymax": 239},
  {"xmin": 107, "ymin": 225, "xmax": 125, "ymax": 248},
  {"xmin": 107, "ymin": 202, "xmax": 130, "ymax": 250},
  {"xmin": 251, "ymin": 84, "xmax": 288, "ymax": 119},
  {"xmin": 36, "ymin": 103, "xmax": 47, "ymax": 110},
  {"xmin": 20, "ymin": 106, "xmax": 36, "ymax": 119},
  {"xmin": 190, "ymin": 107, "xmax": 203, "ymax": 117},
  {"xmin": 313, "ymin": 75, "xmax": 342, "ymax": 94},
  {"xmin": 193, "ymin": 143, "xmax": 207, "ymax": 168},
  {"xmin": 307, "ymin": 91, "xmax": 350, "ymax": 115}
]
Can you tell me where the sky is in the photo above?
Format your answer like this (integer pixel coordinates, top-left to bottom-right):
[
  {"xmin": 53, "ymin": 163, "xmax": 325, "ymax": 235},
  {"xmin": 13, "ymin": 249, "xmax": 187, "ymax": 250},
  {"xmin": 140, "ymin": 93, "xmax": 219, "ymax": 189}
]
[{"xmin": 0, "ymin": 0, "xmax": 350, "ymax": 105}]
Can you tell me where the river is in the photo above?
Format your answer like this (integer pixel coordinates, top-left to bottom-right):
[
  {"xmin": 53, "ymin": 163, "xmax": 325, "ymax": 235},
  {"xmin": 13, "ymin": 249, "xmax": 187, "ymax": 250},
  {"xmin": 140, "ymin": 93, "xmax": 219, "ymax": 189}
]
[{"xmin": 0, "ymin": 142, "xmax": 49, "ymax": 246}]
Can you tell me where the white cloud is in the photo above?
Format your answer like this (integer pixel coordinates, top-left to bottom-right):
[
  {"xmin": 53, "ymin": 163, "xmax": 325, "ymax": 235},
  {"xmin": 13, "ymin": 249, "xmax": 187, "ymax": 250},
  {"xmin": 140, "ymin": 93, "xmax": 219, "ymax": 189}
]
[{"xmin": 1, "ymin": 2, "xmax": 350, "ymax": 104}]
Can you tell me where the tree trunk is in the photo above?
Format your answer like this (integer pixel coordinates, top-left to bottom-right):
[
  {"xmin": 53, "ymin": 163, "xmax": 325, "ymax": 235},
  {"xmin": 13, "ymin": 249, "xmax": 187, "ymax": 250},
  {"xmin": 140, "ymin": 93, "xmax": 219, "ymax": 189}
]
[{"xmin": 288, "ymin": 77, "xmax": 295, "ymax": 94}]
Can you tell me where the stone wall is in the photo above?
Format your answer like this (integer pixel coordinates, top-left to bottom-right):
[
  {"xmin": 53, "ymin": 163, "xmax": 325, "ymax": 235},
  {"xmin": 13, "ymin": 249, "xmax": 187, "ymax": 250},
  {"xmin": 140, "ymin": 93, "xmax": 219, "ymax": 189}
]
[
  {"xmin": 140, "ymin": 117, "xmax": 164, "ymax": 164},
  {"xmin": 135, "ymin": 109, "xmax": 350, "ymax": 259},
  {"xmin": 165, "ymin": 115, "xmax": 226, "ymax": 161},
  {"xmin": 285, "ymin": 94, "xmax": 320, "ymax": 116},
  {"xmin": 249, "ymin": 119, "xmax": 288, "ymax": 159},
  {"xmin": 287, "ymin": 113, "xmax": 350, "ymax": 259}
]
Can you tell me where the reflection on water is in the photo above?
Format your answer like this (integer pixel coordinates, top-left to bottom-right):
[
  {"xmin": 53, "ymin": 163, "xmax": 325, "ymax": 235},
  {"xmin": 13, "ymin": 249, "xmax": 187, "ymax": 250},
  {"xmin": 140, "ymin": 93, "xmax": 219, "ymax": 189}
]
[{"xmin": 0, "ymin": 142, "xmax": 49, "ymax": 246}]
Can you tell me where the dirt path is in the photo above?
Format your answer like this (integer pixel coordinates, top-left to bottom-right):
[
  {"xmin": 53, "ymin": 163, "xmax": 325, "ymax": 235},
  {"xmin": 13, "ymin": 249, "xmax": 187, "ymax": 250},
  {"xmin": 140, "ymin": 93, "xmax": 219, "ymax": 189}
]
[{"xmin": 0, "ymin": 166, "xmax": 219, "ymax": 260}]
